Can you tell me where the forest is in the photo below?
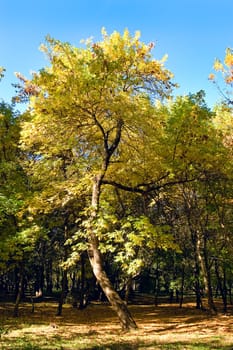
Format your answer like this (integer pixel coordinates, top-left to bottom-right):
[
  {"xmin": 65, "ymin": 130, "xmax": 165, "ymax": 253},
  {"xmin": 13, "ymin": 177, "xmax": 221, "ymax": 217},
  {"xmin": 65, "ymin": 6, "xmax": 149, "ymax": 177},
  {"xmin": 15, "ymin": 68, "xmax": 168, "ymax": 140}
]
[{"xmin": 0, "ymin": 29, "xmax": 233, "ymax": 349}]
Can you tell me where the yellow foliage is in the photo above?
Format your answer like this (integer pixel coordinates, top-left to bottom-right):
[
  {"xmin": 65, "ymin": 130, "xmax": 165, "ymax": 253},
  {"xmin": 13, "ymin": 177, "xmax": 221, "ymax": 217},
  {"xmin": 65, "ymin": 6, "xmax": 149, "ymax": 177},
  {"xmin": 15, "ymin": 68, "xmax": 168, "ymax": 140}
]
[
  {"xmin": 224, "ymin": 48, "xmax": 233, "ymax": 67},
  {"xmin": 211, "ymin": 47, "xmax": 233, "ymax": 106},
  {"xmin": 213, "ymin": 59, "xmax": 224, "ymax": 72}
]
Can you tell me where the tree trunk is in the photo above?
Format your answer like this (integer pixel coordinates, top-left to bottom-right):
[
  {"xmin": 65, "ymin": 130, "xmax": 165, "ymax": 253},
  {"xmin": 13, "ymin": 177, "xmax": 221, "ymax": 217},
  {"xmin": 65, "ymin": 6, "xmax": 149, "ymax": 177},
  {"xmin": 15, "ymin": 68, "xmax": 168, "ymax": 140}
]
[
  {"xmin": 45, "ymin": 259, "xmax": 53, "ymax": 295},
  {"xmin": 56, "ymin": 270, "xmax": 68, "ymax": 316},
  {"xmin": 13, "ymin": 266, "xmax": 24, "ymax": 317},
  {"xmin": 70, "ymin": 273, "xmax": 78, "ymax": 308},
  {"xmin": 88, "ymin": 176, "xmax": 137, "ymax": 330},
  {"xmin": 179, "ymin": 264, "xmax": 185, "ymax": 308},
  {"xmin": 201, "ymin": 234, "xmax": 217, "ymax": 314},
  {"xmin": 154, "ymin": 261, "xmax": 160, "ymax": 306},
  {"xmin": 88, "ymin": 237, "xmax": 137, "ymax": 330},
  {"xmin": 78, "ymin": 253, "xmax": 88, "ymax": 309},
  {"xmin": 214, "ymin": 259, "xmax": 227, "ymax": 313},
  {"xmin": 191, "ymin": 232, "xmax": 203, "ymax": 310},
  {"xmin": 124, "ymin": 276, "xmax": 133, "ymax": 305},
  {"xmin": 229, "ymin": 281, "xmax": 233, "ymax": 305}
]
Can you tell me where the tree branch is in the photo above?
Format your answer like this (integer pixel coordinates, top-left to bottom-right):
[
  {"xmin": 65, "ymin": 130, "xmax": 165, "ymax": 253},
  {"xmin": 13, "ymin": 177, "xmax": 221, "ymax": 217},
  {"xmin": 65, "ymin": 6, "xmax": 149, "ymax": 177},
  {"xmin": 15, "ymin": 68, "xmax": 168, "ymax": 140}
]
[{"xmin": 102, "ymin": 176, "xmax": 198, "ymax": 194}]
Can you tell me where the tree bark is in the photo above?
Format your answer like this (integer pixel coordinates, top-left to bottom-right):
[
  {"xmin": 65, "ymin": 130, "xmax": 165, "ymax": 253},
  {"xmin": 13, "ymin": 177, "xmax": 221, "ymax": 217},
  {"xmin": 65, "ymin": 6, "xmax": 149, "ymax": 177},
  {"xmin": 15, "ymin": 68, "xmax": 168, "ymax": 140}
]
[
  {"xmin": 154, "ymin": 267, "xmax": 160, "ymax": 307},
  {"xmin": 214, "ymin": 259, "xmax": 227, "ymax": 313},
  {"xmin": 56, "ymin": 270, "xmax": 68, "ymax": 316},
  {"xmin": 78, "ymin": 253, "xmax": 88, "ymax": 309},
  {"xmin": 88, "ymin": 237, "xmax": 137, "ymax": 330},
  {"xmin": 201, "ymin": 233, "xmax": 217, "ymax": 314},
  {"xmin": 191, "ymin": 231, "xmax": 203, "ymax": 310},
  {"xmin": 87, "ymin": 176, "xmax": 137, "ymax": 330},
  {"xmin": 124, "ymin": 276, "xmax": 133, "ymax": 305},
  {"xmin": 179, "ymin": 264, "xmax": 185, "ymax": 308},
  {"xmin": 45, "ymin": 259, "xmax": 53, "ymax": 295},
  {"xmin": 13, "ymin": 266, "xmax": 24, "ymax": 317}
]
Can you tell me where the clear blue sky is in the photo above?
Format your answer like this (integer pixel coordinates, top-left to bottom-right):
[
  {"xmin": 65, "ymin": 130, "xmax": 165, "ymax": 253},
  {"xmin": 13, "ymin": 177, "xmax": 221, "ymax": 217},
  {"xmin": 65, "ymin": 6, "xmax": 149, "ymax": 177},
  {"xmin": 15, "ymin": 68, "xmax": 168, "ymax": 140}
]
[{"xmin": 1, "ymin": 0, "xmax": 233, "ymax": 109}]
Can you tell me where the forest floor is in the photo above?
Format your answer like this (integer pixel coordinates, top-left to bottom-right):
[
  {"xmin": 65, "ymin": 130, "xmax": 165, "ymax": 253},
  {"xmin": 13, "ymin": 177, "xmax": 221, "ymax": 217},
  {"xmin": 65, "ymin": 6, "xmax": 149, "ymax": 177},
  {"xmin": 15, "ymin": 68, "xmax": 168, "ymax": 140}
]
[{"xmin": 0, "ymin": 298, "xmax": 233, "ymax": 349}]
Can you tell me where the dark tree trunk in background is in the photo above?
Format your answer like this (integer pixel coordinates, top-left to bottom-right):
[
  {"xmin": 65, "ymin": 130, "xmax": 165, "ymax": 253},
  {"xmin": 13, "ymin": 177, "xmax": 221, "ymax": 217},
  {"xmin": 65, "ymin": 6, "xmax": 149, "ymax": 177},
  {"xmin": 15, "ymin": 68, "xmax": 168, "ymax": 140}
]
[
  {"xmin": 179, "ymin": 264, "xmax": 185, "ymax": 308},
  {"xmin": 78, "ymin": 253, "xmax": 87, "ymax": 309},
  {"xmin": 71, "ymin": 273, "xmax": 78, "ymax": 308},
  {"xmin": 229, "ymin": 281, "xmax": 233, "ymax": 305},
  {"xmin": 124, "ymin": 276, "xmax": 133, "ymax": 305},
  {"xmin": 154, "ymin": 263, "xmax": 160, "ymax": 307},
  {"xmin": 214, "ymin": 259, "xmax": 227, "ymax": 313},
  {"xmin": 202, "ymin": 234, "xmax": 217, "ymax": 314},
  {"xmin": 45, "ymin": 259, "xmax": 53, "ymax": 295},
  {"xmin": 192, "ymin": 237, "xmax": 203, "ymax": 310},
  {"xmin": 56, "ymin": 271, "xmax": 68, "ymax": 316},
  {"xmin": 13, "ymin": 265, "xmax": 24, "ymax": 317}
]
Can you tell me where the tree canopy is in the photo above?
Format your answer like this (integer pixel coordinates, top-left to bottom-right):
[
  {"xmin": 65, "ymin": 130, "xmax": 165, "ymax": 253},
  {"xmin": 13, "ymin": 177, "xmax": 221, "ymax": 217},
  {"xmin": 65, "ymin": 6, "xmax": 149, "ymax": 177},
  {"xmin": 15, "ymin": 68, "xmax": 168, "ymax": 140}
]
[{"xmin": 0, "ymin": 30, "xmax": 232, "ymax": 329}]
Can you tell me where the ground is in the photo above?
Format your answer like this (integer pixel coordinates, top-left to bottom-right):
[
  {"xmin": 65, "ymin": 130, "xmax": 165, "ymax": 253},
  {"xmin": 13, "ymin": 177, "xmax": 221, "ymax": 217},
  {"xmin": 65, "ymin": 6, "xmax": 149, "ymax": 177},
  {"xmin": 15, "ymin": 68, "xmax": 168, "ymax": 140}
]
[{"xmin": 0, "ymin": 299, "xmax": 233, "ymax": 349}]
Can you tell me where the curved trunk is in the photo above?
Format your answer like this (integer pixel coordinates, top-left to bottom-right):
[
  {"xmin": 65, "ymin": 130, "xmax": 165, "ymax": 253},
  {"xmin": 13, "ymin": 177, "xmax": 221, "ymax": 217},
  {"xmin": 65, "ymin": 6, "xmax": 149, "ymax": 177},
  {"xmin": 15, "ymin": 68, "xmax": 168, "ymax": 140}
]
[
  {"xmin": 87, "ymin": 176, "xmax": 137, "ymax": 330},
  {"xmin": 88, "ymin": 237, "xmax": 137, "ymax": 330}
]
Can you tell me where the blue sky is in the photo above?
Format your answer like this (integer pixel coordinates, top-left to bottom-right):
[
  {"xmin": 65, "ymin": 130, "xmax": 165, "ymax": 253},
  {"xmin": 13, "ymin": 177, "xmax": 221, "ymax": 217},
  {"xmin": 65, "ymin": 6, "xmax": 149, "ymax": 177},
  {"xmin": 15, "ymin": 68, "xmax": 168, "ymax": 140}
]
[{"xmin": 1, "ymin": 0, "xmax": 233, "ymax": 109}]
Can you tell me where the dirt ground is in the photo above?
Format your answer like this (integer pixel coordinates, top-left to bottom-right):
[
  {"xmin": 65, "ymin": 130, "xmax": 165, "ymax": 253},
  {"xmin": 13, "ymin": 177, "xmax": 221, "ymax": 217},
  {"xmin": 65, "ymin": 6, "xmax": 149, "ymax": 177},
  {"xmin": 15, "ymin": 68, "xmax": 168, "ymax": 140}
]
[{"xmin": 0, "ymin": 300, "xmax": 233, "ymax": 349}]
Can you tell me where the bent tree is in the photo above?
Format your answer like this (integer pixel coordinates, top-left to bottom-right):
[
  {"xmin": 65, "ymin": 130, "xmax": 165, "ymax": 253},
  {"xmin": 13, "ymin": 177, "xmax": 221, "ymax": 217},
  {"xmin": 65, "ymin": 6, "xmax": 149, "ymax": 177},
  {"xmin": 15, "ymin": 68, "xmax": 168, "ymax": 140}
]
[{"xmin": 19, "ymin": 29, "xmax": 174, "ymax": 329}]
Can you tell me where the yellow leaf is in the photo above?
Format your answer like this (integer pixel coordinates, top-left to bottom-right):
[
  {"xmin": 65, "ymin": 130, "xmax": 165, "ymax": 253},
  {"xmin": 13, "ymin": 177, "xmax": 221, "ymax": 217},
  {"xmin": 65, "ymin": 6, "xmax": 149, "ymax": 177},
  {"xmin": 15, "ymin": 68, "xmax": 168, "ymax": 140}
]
[
  {"xmin": 208, "ymin": 73, "xmax": 215, "ymax": 80},
  {"xmin": 214, "ymin": 59, "xmax": 224, "ymax": 72}
]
